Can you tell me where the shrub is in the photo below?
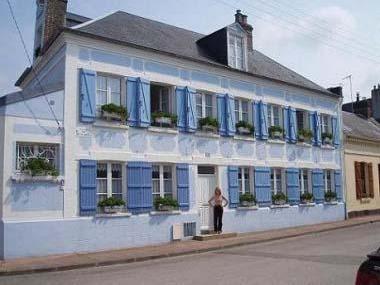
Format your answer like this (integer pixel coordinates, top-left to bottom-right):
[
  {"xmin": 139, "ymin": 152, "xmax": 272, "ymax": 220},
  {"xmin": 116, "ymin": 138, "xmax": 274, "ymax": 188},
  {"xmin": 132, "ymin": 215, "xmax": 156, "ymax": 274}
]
[
  {"xmin": 298, "ymin": 129, "xmax": 313, "ymax": 139},
  {"xmin": 325, "ymin": 190, "xmax": 337, "ymax": 201},
  {"xmin": 239, "ymin": 193, "xmax": 256, "ymax": 204},
  {"xmin": 151, "ymin": 111, "xmax": 178, "ymax": 125},
  {"xmin": 269, "ymin": 125, "xmax": 283, "ymax": 134},
  {"xmin": 322, "ymin": 132, "xmax": 333, "ymax": 140},
  {"xmin": 272, "ymin": 192, "xmax": 287, "ymax": 202},
  {"xmin": 22, "ymin": 158, "xmax": 59, "ymax": 177},
  {"xmin": 154, "ymin": 196, "xmax": 179, "ymax": 210},
  {"xmin": 101, "ymin": 103, "xmax": 127, "ymax": 120},
  {"xmin": 98, "ymin": 197, "xmax": 125, "ymax": 208},
  {"xmin": 236, "ymin": 121, "xmax": 254, "ymax": 133},
  {"xmin": 300, "ymin": 192, "xmax": 314, "ymax": 201},
  {"xmin": 198, "ymin": 116, "xmax": 218, "ymax": 128}
]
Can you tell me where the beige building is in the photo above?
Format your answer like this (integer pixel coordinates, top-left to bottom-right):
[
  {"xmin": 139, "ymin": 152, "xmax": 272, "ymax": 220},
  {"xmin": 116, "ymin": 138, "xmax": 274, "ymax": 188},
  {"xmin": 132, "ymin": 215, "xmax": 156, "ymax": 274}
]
[{"xmin": 343, "ymin": 111, "xmax": 380, "ymax": 217}]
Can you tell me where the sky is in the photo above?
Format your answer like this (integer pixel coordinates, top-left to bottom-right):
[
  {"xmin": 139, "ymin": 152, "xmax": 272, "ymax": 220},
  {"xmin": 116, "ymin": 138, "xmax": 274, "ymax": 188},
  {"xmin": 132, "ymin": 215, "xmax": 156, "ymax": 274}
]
[{"xmin": 0, "ymin": 0, "xmax": 379, "ymax": 103}]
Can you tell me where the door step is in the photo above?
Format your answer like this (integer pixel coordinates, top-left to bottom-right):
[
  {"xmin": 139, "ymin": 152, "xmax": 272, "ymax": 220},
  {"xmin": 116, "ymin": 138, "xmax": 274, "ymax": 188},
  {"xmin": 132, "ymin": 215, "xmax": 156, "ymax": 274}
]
[{"xmin": 193, "ymin": 232, "xmax": 238, "ymax": 241}]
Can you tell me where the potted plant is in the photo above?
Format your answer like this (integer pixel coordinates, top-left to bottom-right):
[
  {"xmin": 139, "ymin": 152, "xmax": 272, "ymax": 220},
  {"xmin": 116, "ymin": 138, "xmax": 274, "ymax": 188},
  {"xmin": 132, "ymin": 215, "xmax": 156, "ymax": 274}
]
[
  {"xmin": 239, "ymin": 193, "xmax": 256, "ymax": 207},
  {"xmin": 198, "ymin": 117, "xmax": 219, "ymax": 133},
  {"xmin": 101, "ymin": 103, "xmax": 127, "ymax": 122},
  {"xmin": 236, "ymin": 121, "xmax": 254, "ymax": 136},
  {"xmin": 98, "ymin": 197, "xmax": 125, "ymax": 214},
  {"xmin": 22, "ymin": 157, "xmax": 59, "ymax": 177},
  {"xmin": 300, "ymin": 192, "xmax": 314, "ymax": 204},
  {"xmin": 152, "ymin": 111, "xmax": 177, "ymax": 127},
  {"xmin": 269, "ymin": 126, "xmax": 283, "ymax": 139},
  {"xmin": 272, "ymin": 192, "xmax": 287, "ymax": 205},
  {"xmin": 325, "ymin": 190, "xmax": 337, "ymax": 202},
  {"xmin": 322, "ymin": 132, "xmax": 333, "ymax": 145},
  {"xmin": 298, "ymin": 129, "xmax": 313, "ymax": 143},
  {"xmin": 154, "ymin": 197, "xmax": 179, "ymax": 211}
]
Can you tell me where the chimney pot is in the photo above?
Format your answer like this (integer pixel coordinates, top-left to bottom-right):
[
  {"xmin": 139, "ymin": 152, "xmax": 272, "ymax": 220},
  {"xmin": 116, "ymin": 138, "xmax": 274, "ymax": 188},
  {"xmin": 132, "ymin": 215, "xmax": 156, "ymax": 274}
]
[{"xmin": 356, "ymin": 92, "xmax": 360, "ymax": 102}]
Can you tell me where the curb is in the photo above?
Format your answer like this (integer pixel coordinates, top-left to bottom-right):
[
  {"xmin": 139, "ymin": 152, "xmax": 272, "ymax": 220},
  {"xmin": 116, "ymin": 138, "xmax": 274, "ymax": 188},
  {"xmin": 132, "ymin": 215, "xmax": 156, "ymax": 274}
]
[{"xmin": 1, "ymin": 218, "xmax": 378, "ymax": 276}]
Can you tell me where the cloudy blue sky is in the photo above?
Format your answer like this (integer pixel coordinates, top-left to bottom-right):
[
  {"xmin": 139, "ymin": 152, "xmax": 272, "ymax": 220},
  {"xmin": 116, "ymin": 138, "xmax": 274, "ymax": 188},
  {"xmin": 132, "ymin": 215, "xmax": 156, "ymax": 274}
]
[{"xmin": 1, "ymin": 0, "xmax": 379, "ymax": 102}]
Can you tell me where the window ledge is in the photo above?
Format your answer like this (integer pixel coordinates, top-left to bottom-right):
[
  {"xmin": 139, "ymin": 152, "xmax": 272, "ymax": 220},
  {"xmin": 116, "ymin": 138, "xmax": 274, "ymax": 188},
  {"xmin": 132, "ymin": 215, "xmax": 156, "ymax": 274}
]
[
  {"xmin": 95, "ymin": 212, "xmax": 132, "ymax": 218},
  {"xmin": 321, "ymin": 144, "xmax": 335, "ymax": 150},
  {"xmin": 194, "ymin": 132, "xmax": 220, "ymax": 139},
  {"xmin": 299, "ymin": 202, "xmax": 316, "ymax": 207},
  {"xmin": 234, "ymin": 135, "xmax": 255, "ymax": 142},
  {"xmin": 360, "ymin": 198, "xmax": 372, "ymax": 204},
  {"xmin": 268, "ymin": 139, "xmax": 286, "ymax": 145},
  {"xmin": 150, "ymin": 210, "xmax": 181, "ymax": 216},
  {"xmin": 296, "ymin": 142, "xmax": 312, "ymax": 148},
  {"xmin": 237, "ymin": 206, "xmax": 258, "ymax": 211},
  {"xmin": 11, "ymin": 173, "xmax": 63, "ymax": 183},
  {"xmin": 270, "ymin": 204, "xmax": 290, "ymax": 209},
  {"xmin": 148, "ymin": 126, "xmax": 178, "ymax": 135},
  {"xmin": 324, "ymin": 201, "xmax": 339, "ymax": 205},
  {"xmin": 93, "ymin": 121, "xmax": 129, "ymax": 130}
]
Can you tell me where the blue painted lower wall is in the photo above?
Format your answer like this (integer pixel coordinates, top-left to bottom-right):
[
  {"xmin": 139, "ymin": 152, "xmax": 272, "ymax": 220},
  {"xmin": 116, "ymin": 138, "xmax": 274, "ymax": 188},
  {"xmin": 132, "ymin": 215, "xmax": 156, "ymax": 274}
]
[{"xmin": 1, "ymin": 203, "xmax": 345, "ymax": 259}]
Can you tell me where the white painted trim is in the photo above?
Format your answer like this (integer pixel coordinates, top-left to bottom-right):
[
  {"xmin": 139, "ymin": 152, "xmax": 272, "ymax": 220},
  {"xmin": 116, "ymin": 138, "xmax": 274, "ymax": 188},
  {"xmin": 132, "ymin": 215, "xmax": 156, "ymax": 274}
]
[{"xmin": 71, "ymin": 11, "xmax": 118, "ymax": 30}]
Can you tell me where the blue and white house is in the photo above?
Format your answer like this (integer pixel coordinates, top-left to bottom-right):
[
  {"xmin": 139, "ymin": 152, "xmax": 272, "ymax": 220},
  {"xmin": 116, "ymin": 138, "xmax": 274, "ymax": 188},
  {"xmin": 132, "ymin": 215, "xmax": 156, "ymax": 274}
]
[{"xmin": 0, "ymin": 0, "xmax": 344, "ymax": 259}]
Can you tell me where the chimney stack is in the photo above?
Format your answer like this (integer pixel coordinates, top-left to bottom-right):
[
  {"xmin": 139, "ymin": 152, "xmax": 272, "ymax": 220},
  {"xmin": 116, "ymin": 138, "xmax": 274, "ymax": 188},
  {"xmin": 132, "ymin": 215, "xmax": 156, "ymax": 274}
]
[
  {"xmin": 372, "ymin": 84, "xmax": 380, "ymax": 122},
  {"xmin": 234, "ymin": 10, "xmax": 253, "ymax": 50}
]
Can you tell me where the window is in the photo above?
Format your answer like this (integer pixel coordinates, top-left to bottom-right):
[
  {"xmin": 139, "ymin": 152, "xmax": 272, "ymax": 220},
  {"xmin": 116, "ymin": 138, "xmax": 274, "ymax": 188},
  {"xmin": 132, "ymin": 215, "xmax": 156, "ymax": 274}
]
[
  {"xmin": 96, "ymin": 75, "xmax": 121, "ymax": 114},
  {"xmin": 299, "ymin": 169, "xmax": 311, "ymax": 193},
  {"xmin": 323, "ymin": 169, "xmax": 333, "ymax": 192},
  {"xmin": 268, "ymin": 104, "xmax": 283, "ymax": 127},
  {"xmin": 238, "ymin": 167, "xmax": 251, "ymax": 195},
  {"xmin": 271, "ymin": 168, "xmax": 284, "ymax": 195},
  {"xmin": 296, "ymin": 110, "xmax": 309, "ymax": 131},
  {"xmin": 355, "ymin": 162, "xmax": 374, "ymax": 199},
  {"xmin": 197, "ymin": 166, "xmax": 215, "ymax": 175},
  {"xmin": 195, "ymin": 93, "xmax": 215, "ymax": 122},
  {"xmin": 151, "ymin": 84, "xmax": 172, "ymax": 114},
  {"xmin": 229, "ymin": 34, "xmax": 245, "ymax": 70},
  {"xmin": 96, "ymin": 162, "xmax": 123, "ymax": 202},
  {"xmin": 234, "ymin": 98, "xmax": 250, "ymax": 123},
  {"xmin": 16, "ymin": 142, "xmax": 58, "ymax": 170},
  {"xmin": 152, "ymin": 164, "xmax": 174, "ymax": 201},
  {"xmin": 321, "ymin": 114, "xmax": 331, "ymax": 134}
]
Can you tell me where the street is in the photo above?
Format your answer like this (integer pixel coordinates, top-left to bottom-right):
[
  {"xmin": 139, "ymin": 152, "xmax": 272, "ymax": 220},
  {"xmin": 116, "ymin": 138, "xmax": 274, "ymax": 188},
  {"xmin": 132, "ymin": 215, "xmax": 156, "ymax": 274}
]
[{"xmin": 1, "ymin": 223, "xmax": 379, "ymax": 285}]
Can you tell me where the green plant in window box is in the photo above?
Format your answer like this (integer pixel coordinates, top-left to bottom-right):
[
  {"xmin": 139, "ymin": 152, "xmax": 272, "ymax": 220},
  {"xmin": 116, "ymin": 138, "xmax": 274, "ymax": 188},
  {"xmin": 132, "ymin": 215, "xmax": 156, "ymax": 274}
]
[
  {"xmin": 300, "ymin": 192, "xmax": 314, "ymax": 204},
  {"xmin": 151, "ymin": 112, "xmax": 177, "ymax": 127},
  {"xmin": 154, "ymin": 197, "xmax": 179, "ymax": 211},
  {"xmin": 236, "ymin": 121, "xmax": 254, "ymax": 136},
  {"xmin": 22, "ymin": 157, "xmax": 59, "ymax": 177},
  {"xmin": 322, "ymin": 132, "xmax": 333, "ymax": 145},
  {"xmin": 239, "ymin": 193, "xmax": 256, "ymax": 207},
  {"xmin": 268, "ymin": 126, "xmax": 283, "ymax": 139},
  {"xmin": 298, "ymin": 129, "xmax": 313, "ymax": 143},
  {"xmin": 98, "ymin": 197, "xmax": 125, "ymax": 214},
  {"xmin": 272, "ymin": 192, "xmax": 287, "ymax": 205},
  {"xmin": 101, "ymin": 103, "xmax": 127, "ymax": 122},
  {"xmin": 198, "ymin": 117, "xmax": 219, "ymax": 133},
  {"xmin": 324, "ymin": 190, "xmax": 337, "ymax": 202}
]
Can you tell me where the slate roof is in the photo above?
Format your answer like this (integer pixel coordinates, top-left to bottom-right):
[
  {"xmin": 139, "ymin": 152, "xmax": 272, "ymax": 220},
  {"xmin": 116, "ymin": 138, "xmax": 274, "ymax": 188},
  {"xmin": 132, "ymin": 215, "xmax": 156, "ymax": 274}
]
[
  {"xmin": 343, "ymin": 111, "xmax": 380, "ymax": 142},
  {"xmin": 68, "ymin": 11, "xmax": 335, "ymax": 96}
]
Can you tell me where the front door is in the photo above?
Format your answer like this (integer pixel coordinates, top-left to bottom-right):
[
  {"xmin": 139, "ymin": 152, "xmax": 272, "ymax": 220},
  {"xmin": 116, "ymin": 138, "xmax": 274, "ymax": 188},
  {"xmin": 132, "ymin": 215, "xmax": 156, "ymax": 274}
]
[{"xmin": 197, "ymin": 166, "xmax": 216, "ymax": 231}]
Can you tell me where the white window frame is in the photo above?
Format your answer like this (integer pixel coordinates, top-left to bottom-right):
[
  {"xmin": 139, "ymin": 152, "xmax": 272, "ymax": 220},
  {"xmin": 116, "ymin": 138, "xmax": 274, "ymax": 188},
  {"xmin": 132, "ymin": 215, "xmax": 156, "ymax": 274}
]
[
  {"xmin": 96, "ymin": 162, "xmax": 124, "ymax": 201},
  {"xmin": 96, "ymin": 74, "xmax": 122, "ymax": 114},
  {"xmin": 271, "ymin": 168, "xmax": 285, "ymax": 195},
  {"xmin": 323, "ymin": 169, "xmax": 334, "ymax": 192},
  {"xmin": 150, "ymin": 83, "xmax": 174, "ymax": 114},
  {"xmin": 238, "ymin": 167, "xmax": 251, "ymax": 195},
  {"xmin": 228, "ymin": 33, "xmax": 246, "ymax": 70},
  {"xmin": 299, "ymin": 169, "xmax": 311, "ymax": 194},
  {"xmin": 196, "ymin": 92, "xmax": 216, "ymax": 120},
  {"xmin": 234, "ymin": 98, "xmax": 250, "ymax": 123},
  {"xmin": 152, "ymin": 164, "xmax": 175, "ymax": 200},
  {"xmin": 16, "ymin": 142, "xmax": 59, "ymax": 171},
  {"xmin": 321, "ymin": 114, "xmax": 331, "ymax": 134},
  {"xmin": 268, "ymin": 104, "xmax": 283, "ymax": 128}
]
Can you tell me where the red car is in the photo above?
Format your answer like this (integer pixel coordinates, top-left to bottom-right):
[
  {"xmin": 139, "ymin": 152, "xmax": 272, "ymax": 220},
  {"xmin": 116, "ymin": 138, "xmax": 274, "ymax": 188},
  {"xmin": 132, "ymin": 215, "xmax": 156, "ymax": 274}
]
[{"xmin": 356, "ymin": 248, "xmax": 380, "ymax": 285}]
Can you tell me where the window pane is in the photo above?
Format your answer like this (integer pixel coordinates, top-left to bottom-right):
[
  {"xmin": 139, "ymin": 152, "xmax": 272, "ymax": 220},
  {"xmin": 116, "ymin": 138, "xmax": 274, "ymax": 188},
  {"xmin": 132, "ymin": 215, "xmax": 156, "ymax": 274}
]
[
  {"xmin": 242, "ymin": 101, "xmax": 249, "ymax": 122},
  {"xmin": 238, "ymin": 168, "xmax": 243, "ymax": 194},
  {"xmin": 161, "ymin": 88, "xmax": 169, "ymax": 113},
  {"xmin": 244, "ymin": 168, "xmax": 250, "ymax": 193},
  {"xmin": 163, "ymin": 165, "xmax": 172, "ymax": 197},
  {"xmin": 97, "ymin": 76, "xmax": 107, "ymax": 91},
  {"xmin": 109, "ymin": 78, "xmax": 120, "ymax": 93},
  {"xmin": 268, "ymin": 106, "xmax": 273, "ymax": 127},
  {"xmin": 110, "ymin": 92, "xmax": 120, "ymax": 106},
  {"xmin": 152, "ymin": 165, "xmax": 160, "ymax": 179},
  {"xmin": 270, "ymin": 169, "xmax": 275, "ymax": 194},
  {"xmin": 96, "ymin": 163, "xmax": 107, "ymax": 196},
  {"xmin": 97, "ymin": 163, "xmax": 107, "ymax": 178},
  {"xmin": 96, "ymin": 91, "xmax": 107, "ymax": 106},
  {"xmin": 273, "ymin": 106, "xmax": 280, "ymax": 126},
  {"xmin": 196, "ymin": 94, "xmax": 202, "ymax": 119},
  {"xmin": 163, "ymin": 166, "xmax": 172, "ymax": 179},
  {"xmin": 235, "ymin": 99, "xmax": 239, "ymax": 122},
  {"xmin": 111, "ymin": 164, "xmax": 122, "ymax": 178},
  {"xmin": 296, "ymin": 111, "xmax": 304, "ymax": 130},
  {"xmin": 205, "ymin": 94, "xmax": 213, "ymax": 117}
]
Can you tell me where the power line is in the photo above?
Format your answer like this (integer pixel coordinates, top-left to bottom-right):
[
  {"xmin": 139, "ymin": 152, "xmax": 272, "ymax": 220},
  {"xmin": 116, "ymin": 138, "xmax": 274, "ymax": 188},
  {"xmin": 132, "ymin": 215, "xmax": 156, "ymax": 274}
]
[{"xmin": 6, "ymin": 0, "xmax": 62, "ymax": 131}]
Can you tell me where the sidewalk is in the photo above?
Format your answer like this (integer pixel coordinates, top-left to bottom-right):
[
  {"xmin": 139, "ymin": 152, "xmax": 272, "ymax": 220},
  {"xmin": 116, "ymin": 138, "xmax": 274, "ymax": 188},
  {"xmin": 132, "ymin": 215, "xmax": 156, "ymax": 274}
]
[{"xmin": 1, "ymin": 215, "xmax": 379, "ymax": 276}]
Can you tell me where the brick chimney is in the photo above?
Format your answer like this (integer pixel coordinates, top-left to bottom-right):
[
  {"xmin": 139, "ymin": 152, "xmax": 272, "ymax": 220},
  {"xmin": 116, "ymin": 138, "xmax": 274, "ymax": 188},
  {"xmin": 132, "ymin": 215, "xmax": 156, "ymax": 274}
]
[
  {"xmin": 372, "ymin": 84, "xmax": 380, "ymax": 122},
  {"xmin": 34, "ymin": 0, "xmax": 68, "ymax": 59},
  {"xmin": 234, "ymin": 10, "xmax": 253, "ymax": 50}
]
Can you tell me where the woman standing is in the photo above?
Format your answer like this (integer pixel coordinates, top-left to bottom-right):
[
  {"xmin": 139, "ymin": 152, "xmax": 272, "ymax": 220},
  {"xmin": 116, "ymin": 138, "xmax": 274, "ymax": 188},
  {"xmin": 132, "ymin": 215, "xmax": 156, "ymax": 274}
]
[{"xmin": 208, "ymin": 187, "xmax": 228, "ymax": 234}]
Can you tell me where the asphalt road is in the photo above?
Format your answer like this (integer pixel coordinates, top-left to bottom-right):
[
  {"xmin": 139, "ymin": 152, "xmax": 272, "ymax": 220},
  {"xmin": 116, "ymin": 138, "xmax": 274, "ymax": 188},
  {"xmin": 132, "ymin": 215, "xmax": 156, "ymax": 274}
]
[{"xmin": 1, "ymin": 222, "xmax": 379, "ymax": 285}]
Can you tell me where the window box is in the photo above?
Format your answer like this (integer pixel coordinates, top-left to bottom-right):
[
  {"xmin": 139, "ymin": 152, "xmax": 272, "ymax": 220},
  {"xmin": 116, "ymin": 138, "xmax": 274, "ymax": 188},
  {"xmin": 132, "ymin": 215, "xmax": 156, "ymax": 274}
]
[
  {"xmin": 151, "ymin": 112, "xmax": 177, "ymax": 128},
  {"xmin": 150, "ymin": 210, "xmax": 181, "ymax": 216},
  {"xmin": 20, "ymin": 157, "xmax": 59, "ymax": 178},
  {"xmin": 236, "ymin": 121, "xmax": 254, "ymax": 136},
  {"xmin": 298, "ymin": 129, "xmax": 313, "ymax": 143},
  {"xmin": 272, "ymin": 192, "xmax": 287, "ymax": 206},
  {"xmin": 300, "ymin": 192, "xmax": 314, "ymax": 204},
  {"xmin": 324, "ymin": 190, "xmax": 337, "ymax": 202},
  {"xmin": 103, "ymin": 206, "xmax": 124, "ymax": 214},
  {"xmin": 270, "ymin": 204, "xmax": 290, "ymax": 209},
  {"xmin": 324, "ymin": 201, "xmax": 338, "ymax": 205},
  {"xmin": 237, "ymin": 127, "xmax": 252, "ymax": 135},
  {"xmin": 100, "ymin": 103, "xmax": 127, "ymax": 122},
  {"xmin": 239, "ymin": 193, "xmax": 256, "ymax": 207},
  {"xmin": 299, "ymin": 202, "xmax": 316, "ymax": 207},
  {"xmin": 95, "ymin": 212, "xmax": 132, "ymax": 218},
  {"xmin": 269, "ymin": 126, "xmax": 283, "ymax": 140},
  {"xmin": 11, "ymin": 172, "xmax": 61, "ymax": 183},
  {"xmin": 199, "ymin": 117, "xmax": 218, "ymax": 134},
  {"xmin": 237, "ymin": 206, "xmax": 258, "ymax": 211},
  {"xmin": 322, "ymin": 133, "xmax": 333, "ymax": 145},
  {"xmin": 98, "ymin": 197, "xmax": 126, "ymax": 214},
  {"xmin": 153, "ymin": 196, "xmax": 179, "ymax": 212}
]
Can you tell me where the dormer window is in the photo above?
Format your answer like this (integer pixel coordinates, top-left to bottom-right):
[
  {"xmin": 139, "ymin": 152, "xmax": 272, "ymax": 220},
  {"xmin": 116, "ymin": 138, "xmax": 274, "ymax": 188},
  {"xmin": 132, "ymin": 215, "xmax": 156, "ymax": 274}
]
[{"xmin": 228, "ymin": 34, "xmax": 245, "ymax": 70}]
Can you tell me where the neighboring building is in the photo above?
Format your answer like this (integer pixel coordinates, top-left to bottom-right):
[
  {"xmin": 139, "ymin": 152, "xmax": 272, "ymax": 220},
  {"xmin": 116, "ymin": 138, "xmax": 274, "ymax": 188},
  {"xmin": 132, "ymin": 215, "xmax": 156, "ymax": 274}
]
[
  {"xmin": 343, "ymin": 111, "xmax": 380, "ymax": 218},
  {"xmin": 0, "ymin": 0, "xmax": 344, "ymax": 259}
]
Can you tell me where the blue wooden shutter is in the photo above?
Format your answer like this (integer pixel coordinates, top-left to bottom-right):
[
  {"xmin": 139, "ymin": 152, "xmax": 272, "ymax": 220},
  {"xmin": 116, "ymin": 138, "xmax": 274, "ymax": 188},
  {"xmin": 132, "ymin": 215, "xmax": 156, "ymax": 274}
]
[
  {"xmin": 314, "ymin": 112, "xmax": 322, "ymax": 146},
  {"xmin": 312, "ymin": 169, "xmax": 324, "ymax": 203},
  {"xmin": 254, "ymin": 167, "xmax": 271, "ymax": 206},
  {"xmin": 177, "ymin": 164, "xmax": 190, "ymax": 210},
  {"xmin": 253, "ymin": 101, "xmax": 260, "ymax": 138},
  {"xmin": 176, "ymin": 87, "xmax": 186, "ymax": 132},
  {"xmin": 79, "ymin": 160, "xmax": 97, "ymax": 216},
  {"xmin": 186, "ymin": 87, "xmax": 197, "ymax": 132},
  {"xmin": 127, "ymin": 77, "xmax": 139, "ymax": 127},
  {"xmin": 332, "ymin": 116, "xmax": 340, "ymax": 147},
  {"xmin": 308, "ymin": 112, "xmax": 315, "ymax": 145},
  {"xmin": 137, "ymin": 78, "xmax": 151, "ymax": 127},
  {"xmin": 217, "ymin": 94, "xmax": 227, "ymax": 136},
  {"xmin": 228, "ymin": 166, "xmax": 239, "ymax": 208},
  {"xmin": 79, "ymin": 69, "xmax": 96, "ymax": 123},
  {"xmin": 225, "ymin": 94, "xmax": 236, "ymax": 136},
  {"xmin": 286, "ymin": 168, "xmax": 300, "ymax": 205},
  {"xmin": 260, "ymin": 101, "xmax": 269, "ymax": 140},
  {"xmin": 127, "ymin": 162, "xmax": 152, "ymax": 214},
  {"xmin": 289, "ymin": 107, "xmax": 297, "ymax": 143},
  {"xmin": 283, "ymin": 106, "xmax": 290, "ymax": 142},
  {"xmin": 334, "ymin": 170, "xmax": 343, "ymax": 201}
]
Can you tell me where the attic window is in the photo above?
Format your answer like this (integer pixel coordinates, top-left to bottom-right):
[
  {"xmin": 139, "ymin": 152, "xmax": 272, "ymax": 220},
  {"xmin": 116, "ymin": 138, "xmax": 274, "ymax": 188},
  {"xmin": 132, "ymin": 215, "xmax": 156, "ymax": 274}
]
[{"xmin": 228, "ymin": 34, "xmax": 245, "ymax": 70}]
